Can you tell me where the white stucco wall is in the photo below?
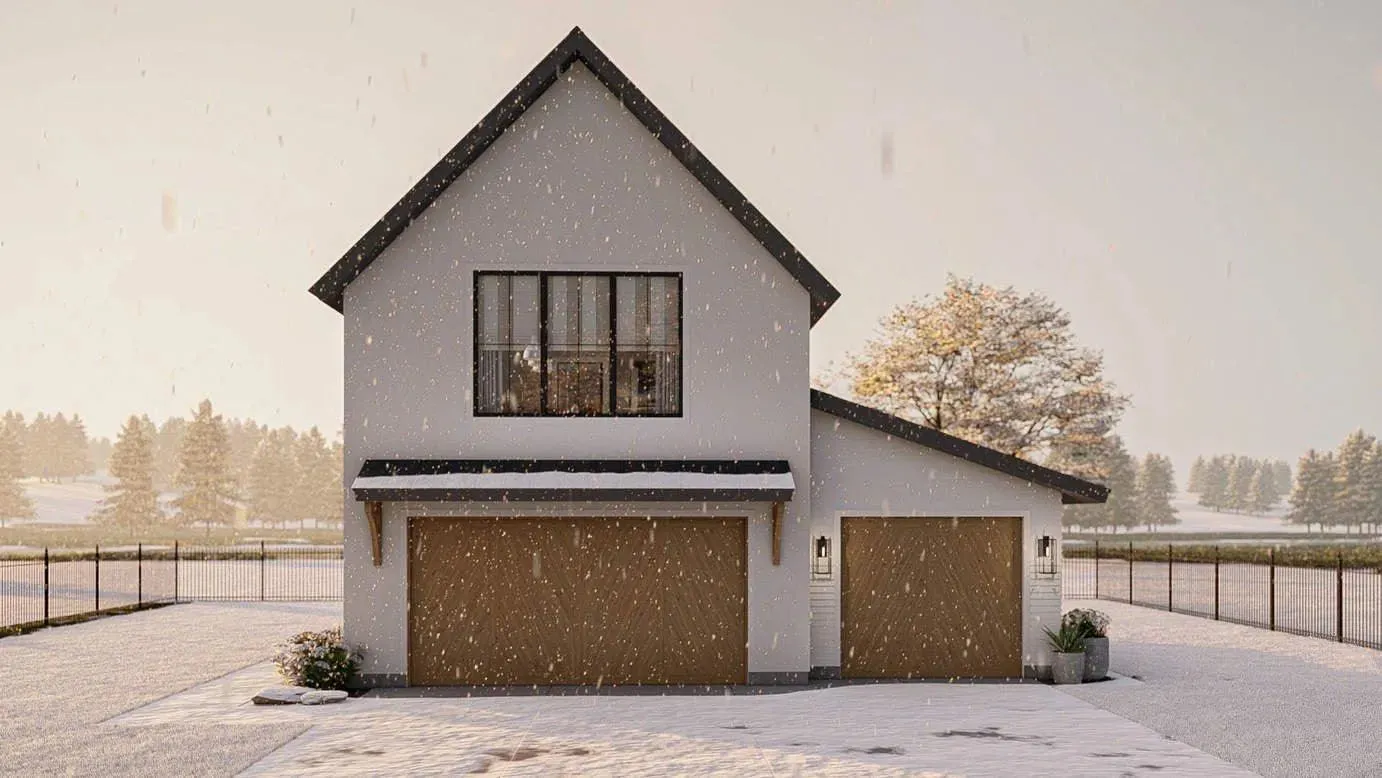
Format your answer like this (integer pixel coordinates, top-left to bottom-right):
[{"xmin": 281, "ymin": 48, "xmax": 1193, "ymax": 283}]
[
  {"xmin": 340, "ymin": 64, "xmax": 812, "ymax": 682},
  {"xmin": 808, "ymin": 409, "xmax": 1065, "ymax": 675}
]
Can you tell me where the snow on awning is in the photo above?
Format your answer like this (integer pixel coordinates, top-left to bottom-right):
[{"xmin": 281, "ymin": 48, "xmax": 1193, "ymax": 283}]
[{"xmin": 351, "ymin": 459, "xmax": 795, "ymax": 503}]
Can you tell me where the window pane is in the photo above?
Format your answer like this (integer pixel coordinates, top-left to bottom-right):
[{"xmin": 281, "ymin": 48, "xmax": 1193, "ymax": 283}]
[
  {"xmin": 615, "ymin": 275, "xmax": 681, "ymax": 414},
  {"xmin": 546, "ymin": 275, "xmax": 611, "ymax": 415},
  {"xmin": 475, "ymin": 274, "xmax": 541, "ymax": 414}
]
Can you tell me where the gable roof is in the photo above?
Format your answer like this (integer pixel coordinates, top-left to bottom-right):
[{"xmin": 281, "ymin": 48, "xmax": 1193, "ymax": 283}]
[
  {"xmin": 309, "ymin": 26, "xmax": 841, "ymax": 324},
  {"xmin": 810, "ymin": 390, "xmax": 1110, "ymax": 505}
]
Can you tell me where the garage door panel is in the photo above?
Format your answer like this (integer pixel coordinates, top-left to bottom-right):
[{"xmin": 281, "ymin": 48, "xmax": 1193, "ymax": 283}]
[
  {"xmin": 656, "ymin": 519, "xmax": 747, "ymax": 685},
  {"xmin": 408, "ymin": 516, "xmax": 746, "ymax": 686},
  {"xmin": 842, "ymin": 517, "xmax": 1022, "ymax": 679}
]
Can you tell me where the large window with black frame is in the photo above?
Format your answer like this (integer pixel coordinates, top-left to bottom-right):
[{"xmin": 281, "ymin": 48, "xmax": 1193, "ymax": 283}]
[{"xmin": 474, "ymin": 271, "xmax": 682, "ymax": 416}]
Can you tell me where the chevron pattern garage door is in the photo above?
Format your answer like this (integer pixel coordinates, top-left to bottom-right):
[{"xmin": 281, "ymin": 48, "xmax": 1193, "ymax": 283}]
[
  {"xmin": 408, "ymin": 516, "xmax": 747, "ymax": 686},
  {"xmin": 841, "ymin": 516, "xmax": 1023, "ymax": 679}
]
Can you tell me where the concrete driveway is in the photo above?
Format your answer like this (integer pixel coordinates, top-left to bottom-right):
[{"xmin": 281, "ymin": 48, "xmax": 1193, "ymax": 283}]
[{"xmin": 111, "ymin": 660, "xmax": 1244, "ymax": 776}]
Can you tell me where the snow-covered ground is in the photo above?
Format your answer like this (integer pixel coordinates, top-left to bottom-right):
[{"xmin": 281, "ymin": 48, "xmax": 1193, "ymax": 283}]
[
  {"xmin": 0, "ymin": 601, "xmax": 339, "ymax": 776},
  {"xmin": 1062, "ymin": 599, "xmax": 1382, "ymax": 778},
  {"xmin": 114, "ymin": 667, "xmax": 1242, "ymax": 777},
  {"xmin": 1102, "ymin": 492, "xmax": 1305, "ymax": 535},
  {"xmin": 11, "ymin": 597, "xmax": 1381, "ymax": 776},
  {"xmin": 5, "ymin": 601, "xmax": 1246, "ymax": 777}
]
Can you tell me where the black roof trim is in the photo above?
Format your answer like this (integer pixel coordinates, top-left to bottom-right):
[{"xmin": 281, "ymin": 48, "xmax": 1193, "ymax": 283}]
[
  {"xmin": 352, "ymin": 458, "xmax": 793, "ymax": 503},
  {"xmin": 810, "ymin": 390, "xmax": 1110, "ymax": 505},
  {"xmin": 309, "ymin": 26, "xmax": 840, "ymax": 325},
  {"xmin": 357, "ymin": 458, "xmax": 791, "ymax": 477}
]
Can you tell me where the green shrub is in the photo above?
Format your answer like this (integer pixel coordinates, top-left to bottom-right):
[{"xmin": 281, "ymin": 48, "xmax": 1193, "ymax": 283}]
[
  {"xmin": 272, "ymin": 627, "xmax": 361, "ymax": 690},
  {"xmin": 1043, "ymin": 622, "xmax": 1086, "ymax": 654}
]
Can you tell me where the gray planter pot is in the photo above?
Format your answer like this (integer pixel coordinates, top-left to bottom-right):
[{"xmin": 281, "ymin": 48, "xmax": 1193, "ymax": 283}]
[
  {"xmin": 1082, "ymin": 636, "xmax": 1109, "ymax": 681},
  {"xmin": 1050, "ymin": 652, "xmax": 1085, "ymax": 685}
]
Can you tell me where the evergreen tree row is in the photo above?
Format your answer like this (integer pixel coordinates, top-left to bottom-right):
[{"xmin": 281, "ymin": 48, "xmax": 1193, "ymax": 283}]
[
  {"xmin": 1187, "ymin": 455, "xmax": 1291, "ymax": 514},
  {"xmin": 1286, "ymin": 430, "xmax": 1382, "ymax": 534},
  {"xmin": 0, "ymin": 402, "xmax": 344, "ymax": 534},
  {"xmin": 0, "ymin": 410, "xmax": 92, "ymax": 483},
  {"xmin": 1047, "ymin": 436, "xmax": 1179, "ymax": 532}
]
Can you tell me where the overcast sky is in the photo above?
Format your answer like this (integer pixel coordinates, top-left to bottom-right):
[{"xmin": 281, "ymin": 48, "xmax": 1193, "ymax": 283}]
[{"xmin": 3, "ymin": 1, "xmax": 1381, "ymax": 474}]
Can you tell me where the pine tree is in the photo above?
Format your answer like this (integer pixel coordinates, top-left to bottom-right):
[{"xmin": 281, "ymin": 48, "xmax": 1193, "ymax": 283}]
[
  {"xmin": 28, "ymin": 413, "xmax": 53, "ymax": 481},
  {"xmin": 1360, "ymin": 441, "xmax": 1382, "ymax": 535},
  {"xmin": 1248, "ymin": 463, "xmax": 1282, "ymax": 514},
  {"xmin": 1135, "ymin": 453, "xmax": 1179, "ymax": 530},
  {"xmin": 96, "ymin": 415, "xmax": 160, "ymax": 535},
  {"xmin": 292, "ymin": 427, "xmax": 336, "ymax": 529},
  {"xmin": 249, "ymin": 427, "xmax": 297, "ymax": 529},
  {"xmin": 172, "ymin": 400, "xmax": 236, "ymax": 536},
  {"xmin": 226, "ymin": 419, "xmax": 266, "ymax": 504},
  {"xmin": 153, "ymin": 417, "xmax": 188, "ymax": 492},
  {"xmin": 1, "ymin": 412, "xmax": 26, "ymax": 478},
  {"xmin": 0, "ymin": 421, "xmax": 35, "ymax": 527},
  {"xmin": 323, "ymin": 439, "xmax": 344, "ymax": 528},
  {"xmin": 62, "ymin": 413, "xmax": 92, "ymax": 481},
  {"xmin": 1225, "ymin": 457, "xmax": 1258, "ymax": 513},
  {"xmin": 1288, "ymin": 450, "xmax": 1339, "ymax": 532},
  {"xmin": 1187, "ymin": 456, "xmax": 1207, "ymax": 493},
  {"xmin": 1334, "ymin": 430, "xmax": 1375, "ymax": 533},
  {"xmin": 1272, "ymin": 460, "xmax": 1293, "ymax": 497},
  {"xmin": 1199, "ymin": 456, "xmax": 1230, "ymax": 512}
]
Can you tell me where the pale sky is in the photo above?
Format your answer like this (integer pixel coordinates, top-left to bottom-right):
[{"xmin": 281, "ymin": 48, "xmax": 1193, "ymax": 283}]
[{"xmin": 3, "ymin": 1, "xmax": 1381, "ymax": 474}]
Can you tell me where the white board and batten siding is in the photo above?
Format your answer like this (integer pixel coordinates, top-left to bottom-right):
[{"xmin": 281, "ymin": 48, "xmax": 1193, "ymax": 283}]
[{"xmin": 808, "ymin": 409, "xmax": 1066, "ymax": 675}]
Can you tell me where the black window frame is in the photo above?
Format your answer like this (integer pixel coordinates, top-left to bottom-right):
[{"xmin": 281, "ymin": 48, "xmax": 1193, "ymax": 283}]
[{"xmin": 473, "ymin": 270, "xmax": 684, "ymax": 418}]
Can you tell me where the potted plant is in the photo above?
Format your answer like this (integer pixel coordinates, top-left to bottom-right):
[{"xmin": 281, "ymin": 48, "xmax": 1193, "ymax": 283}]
[
  {"xmin": 1043, "ymin": 622, "xmax": 1085, "ymax": 684},
  {"xmin": 1063, "ymin": 608, "xmax": 1111, "ymax": 682}
]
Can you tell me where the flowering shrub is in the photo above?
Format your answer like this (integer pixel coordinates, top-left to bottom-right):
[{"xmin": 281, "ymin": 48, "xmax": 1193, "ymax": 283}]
[
  {"xmin": 1062, "ymin": 608, "xmax": 1110, "ymax": 638},
  {"xmin": 272, "ymin": 627, "xmax": 361, "ymax": 690}
]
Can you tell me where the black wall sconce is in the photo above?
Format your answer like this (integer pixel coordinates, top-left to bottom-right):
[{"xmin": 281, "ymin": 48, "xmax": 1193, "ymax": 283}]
[
  {"xmin": 1036, "ymin": 534, "xmax": 1057, "ymax": 575},
  {"xmin": 813, "ymin": 535, "xmax": 832, "ymax": 579}
]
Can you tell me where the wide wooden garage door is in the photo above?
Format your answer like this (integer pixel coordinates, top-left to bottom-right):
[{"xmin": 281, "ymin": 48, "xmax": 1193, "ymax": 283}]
[
  {"xmin": 841, "ymin": 517, "xmax": 1022, "ymax": 679},
  {"xmin": 408, "ymin": 517, "xmax": 747, "ymax": 686}
]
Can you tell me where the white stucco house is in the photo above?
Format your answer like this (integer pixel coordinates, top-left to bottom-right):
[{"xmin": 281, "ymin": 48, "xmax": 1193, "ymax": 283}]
[{"xmin": 308, "ymin": 27, "xmax": 1107, "ymax": 688}]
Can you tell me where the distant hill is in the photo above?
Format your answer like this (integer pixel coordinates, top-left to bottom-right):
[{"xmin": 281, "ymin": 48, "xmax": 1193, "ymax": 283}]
[{"xmin": 1160, "ymin": 492, "xmax": 1303, "ymax": 534}]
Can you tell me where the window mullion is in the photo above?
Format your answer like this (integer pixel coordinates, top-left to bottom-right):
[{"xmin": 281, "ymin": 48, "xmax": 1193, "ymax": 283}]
[
  {"xmin": 608, "ymin": 273, "xmax": 618, "ymax": 416},
  {"xmin": 538, "ymin": 273, "xmax": 548, "ymax": 416}
]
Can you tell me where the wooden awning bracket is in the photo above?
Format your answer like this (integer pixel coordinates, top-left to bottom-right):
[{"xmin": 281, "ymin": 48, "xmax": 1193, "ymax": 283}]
[
  {"xmin": 771, "ymin": 501, "xmax": 784, "ymax": 566},
  {"xmin": 365, "ymin": 501, "xmax": 384, "ymax": 567}
]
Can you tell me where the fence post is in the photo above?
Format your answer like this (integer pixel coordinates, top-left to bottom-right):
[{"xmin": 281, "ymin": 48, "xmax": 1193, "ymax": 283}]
[
  {"xmin": 94, "ymin": 544, "xmax": 100, "ymax": 613},
  {"xmin": 260, "ymin": 540, "xmax": 266, "ymax": 602},
  {"xmin": 1128, "ymin": 541, "xmax": 1134, "ymax": 604},
  {"xmin": 174, "ymin": 541, "xmax": 180, "ymax": 603},
  {"xmin": 137, "ymin": 543, "xmax": 143, "ymax": 606},
  {"xmin": 1167, "ymin": 543, "xmax": 1174, "ymax": 613},
  {"xmin": 1337, "ymin": 550, "xmax": 1344, "ymax": 643},
  {"xmin": 43, "ymin": 547, "xmax": 50, "ymax": 626},
  {"xmin": 1214, "ymin": 546, "xmax": 1220, "ymax": 621},
  {"xmin": 1269, "ymin": 547, "xmax": 1276, "ymax": 631},
  {"xmin": 1094, "ymin": 540, "xmax": 1100, "ymax": 599}
]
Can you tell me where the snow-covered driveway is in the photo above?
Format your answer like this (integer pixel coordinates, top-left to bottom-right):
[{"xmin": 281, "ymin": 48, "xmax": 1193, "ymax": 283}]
[
  {"xmin": 0, "ymin": 601, "xmax": 340, "ymax": 776},
  {"xmin": 110, "ymin": 668, "xmax": 1245, "ymax": 776},
  {"xmin": 1062, "ymin": 599, "xmax": 1382, "ymax": 778}
]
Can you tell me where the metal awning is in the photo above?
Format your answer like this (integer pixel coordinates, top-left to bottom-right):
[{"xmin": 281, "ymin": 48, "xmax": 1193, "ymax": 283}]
[{"xmin": 350, "ymin": 459, "xmax": 795, "ymax": 502}]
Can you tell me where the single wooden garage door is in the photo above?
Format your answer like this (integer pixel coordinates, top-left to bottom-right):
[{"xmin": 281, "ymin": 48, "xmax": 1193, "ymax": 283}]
[
  {"xmin": 841, "ymin": 517, "xmax": 1022, "ymax": 679},
  {"xmin": 408, "ymin": 516, "xmax": 747, "ymax": 686}
]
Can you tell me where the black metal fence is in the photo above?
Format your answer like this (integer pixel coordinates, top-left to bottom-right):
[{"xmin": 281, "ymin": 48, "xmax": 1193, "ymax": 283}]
[
  {"xmin": 1063, "ymin": 542, "xmax": 1382, "ymax": 650},
  {"xmin": 0, "ymin": 542, "xmax": 343, "ymax": 632}
]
